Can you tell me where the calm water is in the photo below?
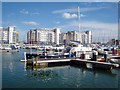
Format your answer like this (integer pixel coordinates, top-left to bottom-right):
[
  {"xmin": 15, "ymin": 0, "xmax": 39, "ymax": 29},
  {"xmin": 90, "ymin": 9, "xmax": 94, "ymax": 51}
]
[{"xmin": 2, "ymin": 49, "xmax": 120, "ymax": 88}]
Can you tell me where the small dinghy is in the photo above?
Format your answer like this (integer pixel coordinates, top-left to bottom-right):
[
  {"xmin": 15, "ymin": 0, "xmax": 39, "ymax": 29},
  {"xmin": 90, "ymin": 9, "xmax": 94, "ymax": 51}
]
[{"xmin": 20, "ymin": 60, "xmax": 27, "ymax": 62}]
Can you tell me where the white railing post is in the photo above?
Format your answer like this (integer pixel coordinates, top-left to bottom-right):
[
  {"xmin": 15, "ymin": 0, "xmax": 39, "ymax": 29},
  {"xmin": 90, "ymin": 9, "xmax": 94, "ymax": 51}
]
[{"xmin": 24, "ymin": 52, "xmax": 27, "ymax": 71}]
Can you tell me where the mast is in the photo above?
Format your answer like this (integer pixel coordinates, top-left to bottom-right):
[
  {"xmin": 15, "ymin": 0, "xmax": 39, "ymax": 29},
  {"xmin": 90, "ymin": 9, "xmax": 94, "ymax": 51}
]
[
  {"xmin": 78, "ymin": 6, "xmax": 81, "ymax": 43},
  {"xmin": 49, "ymin": 29, "xmax": 50, "ymax": 45}
]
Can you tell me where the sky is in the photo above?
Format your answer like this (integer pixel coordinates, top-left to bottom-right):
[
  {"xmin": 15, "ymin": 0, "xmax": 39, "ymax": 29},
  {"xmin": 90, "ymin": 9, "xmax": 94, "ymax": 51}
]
[{"xmin": 2, "ymin": 2, "xmax": 118, "ymax": 42}]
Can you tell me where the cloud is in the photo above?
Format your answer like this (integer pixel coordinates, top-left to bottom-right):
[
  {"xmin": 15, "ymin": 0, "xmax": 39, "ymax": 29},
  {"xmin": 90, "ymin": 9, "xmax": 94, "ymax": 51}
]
[
  {"xmin": 81, "ymin": 21, "xmax": 118, "ymax": 42},
  {"xmin": 53, "ymin": 8, "xmax": 76, "ymax": 14},
  {"xmin": 62, "ymin": 13, "xmax": 77, "ymax": 19},
  {"xmin": 60, "ymin": 20, "xmax": 117, "ymax": 32},
  {"xmin": 58, "ymin": 20, "xmax": 118, "ymax": 42},
  {"xmin": 31, "ymin": 12, "xmax": 40, "ymax": 15},
  {"xmin": 62, "ymin": 12, "xmax": 85, "ymax": 19},
  {"xmin": 55, "ymin": 21, "xmax": 60, "ymax": 24},
  {"xmin": 8, "ymin": 13, "xmax": 14, "ymax": 17},
  {"xmin": 80, "ymin": 14, "xmax": 86, "ymax": 17},
  {"xmin": 52, "ymin": 6, "xmax": 107, "ymax": 14},
  {"xmin": 20, "ymin": 9, "xmax": 29, "ymax": 14},
  {"xmin": 20, "ymin": 9, "xmax": 40, "ymax": 15},
  {"xmin": 22, "ymin": 21, "xmax": 39, "ymax": 25},
  {"xmin": 82, "ymin": 21, "xmax": 117, "ymax": 31}
]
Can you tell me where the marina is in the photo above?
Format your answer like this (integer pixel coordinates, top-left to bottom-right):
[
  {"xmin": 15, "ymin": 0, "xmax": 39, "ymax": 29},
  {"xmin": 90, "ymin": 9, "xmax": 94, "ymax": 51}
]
[
  {"xmin": 1, "ymin": 2, "xmax": 120, "ymax": 89},
  {"xmin": 17, "ymin": 42, "xmax": 119, "ymax": 71},
  {"xmin": 2, "ymin": 49, "xmax": 120, "ymax": 88}
]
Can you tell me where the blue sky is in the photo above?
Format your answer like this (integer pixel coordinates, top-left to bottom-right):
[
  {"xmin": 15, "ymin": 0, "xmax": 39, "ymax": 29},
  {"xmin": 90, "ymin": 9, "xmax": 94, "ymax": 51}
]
[{"xmin": 2, "ymin": 2, "xmax": 118, "ymax": 42}]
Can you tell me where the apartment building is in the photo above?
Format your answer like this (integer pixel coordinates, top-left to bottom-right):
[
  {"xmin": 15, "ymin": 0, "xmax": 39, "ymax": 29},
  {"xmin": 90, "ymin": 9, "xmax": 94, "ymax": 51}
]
[
  {"xmin": 60, "ymin": 30, "xmax": 92, "ymax": 45},
  {"xmin": 27, "ymin": 28, "xmax": 92, "ymax": 45},
  {"xmin": 27, "ymin": 28, "xmax": 60, "ymax": 45},
  {"xmin": 0, "ymin": 26, "xmax": 18, "ymax": 44}
]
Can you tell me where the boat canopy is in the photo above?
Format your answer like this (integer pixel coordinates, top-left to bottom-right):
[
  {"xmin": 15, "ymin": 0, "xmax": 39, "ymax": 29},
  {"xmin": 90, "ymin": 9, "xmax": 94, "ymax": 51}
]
[{"xmin": 70, "ymin": 40, "xmax": 81, "ymax": 44}]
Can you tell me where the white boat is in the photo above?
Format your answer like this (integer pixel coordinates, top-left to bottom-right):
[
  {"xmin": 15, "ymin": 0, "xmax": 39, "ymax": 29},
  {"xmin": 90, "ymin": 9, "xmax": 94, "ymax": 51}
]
[
  {"xmin": 0, "ymin": 45, "xmax": 11, "ymax": 50},
  {"xmin": 20, "ymin": 60, "xmax": 27, "ymax": 62},
  {"xmin": 70, "ymin": 44, "xmax": 92, "ymax": 53},
  {"xmin": 68, "ymin": 7, "xmax": 92, "ymax": 55},
  {"xmin": 109, "ymin": 55, "xmax": 120, "ymax": 65},
  {"xmin": 0, "ymin": 44, "xmax": 19, "ymax": 52}
]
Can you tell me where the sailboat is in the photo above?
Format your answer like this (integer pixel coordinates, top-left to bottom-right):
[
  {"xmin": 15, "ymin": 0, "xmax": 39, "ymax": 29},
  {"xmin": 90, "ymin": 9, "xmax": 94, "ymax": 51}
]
[{"xmin": 69, "ymin": 6, "xmax": 92, "ymax": 57}]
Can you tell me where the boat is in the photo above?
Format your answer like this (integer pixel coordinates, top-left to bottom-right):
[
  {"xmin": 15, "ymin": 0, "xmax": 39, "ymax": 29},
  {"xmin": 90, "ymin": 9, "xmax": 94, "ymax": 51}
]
[
  {"xmin": 109, "ymin": 55, "xmax": 120, "ymax": 65},
  {"xmin": 0, "ymin": 44, "xmax": 19, "ymax": 52},
  {"xmin": 70, "ymin": 44, "xmax": 92, "ymax": 53},
  {"xmin": 20, "ymin": 60, "xmax": 27, "ymax": 62}
]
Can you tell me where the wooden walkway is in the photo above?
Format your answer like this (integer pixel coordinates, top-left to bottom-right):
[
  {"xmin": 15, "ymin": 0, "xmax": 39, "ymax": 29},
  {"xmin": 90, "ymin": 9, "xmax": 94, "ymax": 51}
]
[{"xmin": 33, "ymin": 59, "xmax": 71, "ymax": 63}]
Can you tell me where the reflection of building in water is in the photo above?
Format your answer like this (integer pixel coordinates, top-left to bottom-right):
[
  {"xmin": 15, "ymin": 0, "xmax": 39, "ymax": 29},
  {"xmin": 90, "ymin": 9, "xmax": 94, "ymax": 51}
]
[
  {"xmin": 9, "ymin": 62, "xmax": 13, "ymax": 72},
  {"xmin": 26, "ymin": 68, "xmax": 58, "ymax": 81},
  {"xmin": 93, "ymin": 72, "xmax": 98, "ymax": 78},
  {"xmin": 81, "ymin": 69, "xmax": 86, "ymax": 75}
]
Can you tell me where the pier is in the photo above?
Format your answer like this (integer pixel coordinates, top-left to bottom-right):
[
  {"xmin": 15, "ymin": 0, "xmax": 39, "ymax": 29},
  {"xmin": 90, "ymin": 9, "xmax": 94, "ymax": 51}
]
[
  {"xmin": 27, "ymin": 58, "xmax": 71, "ymax": 67},
  {"xmin": 23, "ymin": 49, "xmax": 120, "ymax": 71},
  {"xmin": 34, "ymin": 59, "xmax": 71, "ymax": 63},
  {"xmin": 25, "ymin": 57, "xmax": 119, "ymax": 71},
  {"xmin": 71, "ymin": 59, "xmax": 119, "ymax": 70}
]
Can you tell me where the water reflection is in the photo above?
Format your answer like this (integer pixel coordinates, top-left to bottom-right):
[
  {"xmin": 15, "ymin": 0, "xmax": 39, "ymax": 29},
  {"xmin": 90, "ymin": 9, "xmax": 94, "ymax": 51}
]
[
  {"xmin": 93, "ymin": 72, "xmax": 98, "ymax": 78},
  {"xmin": 72, "ymin": 65, "xmax": 117, "ymax": 78},
  {"xmin": 9, "ymin": 62, "xmax": 13, "ymax": 72},
  {"xmin": 81, "ymin": 68, "xmax": 86, "ymax": 76},
  {"xmin": 25, "ymin": 64, "xmax": 118, "ymax": 81},
  {"xmin": 26, "ymin": 67, "xmax": 60, "ymax": 81},
  {"xmin": 2, "ymin": 49, "xmax": 119, "ymax": 88}
]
